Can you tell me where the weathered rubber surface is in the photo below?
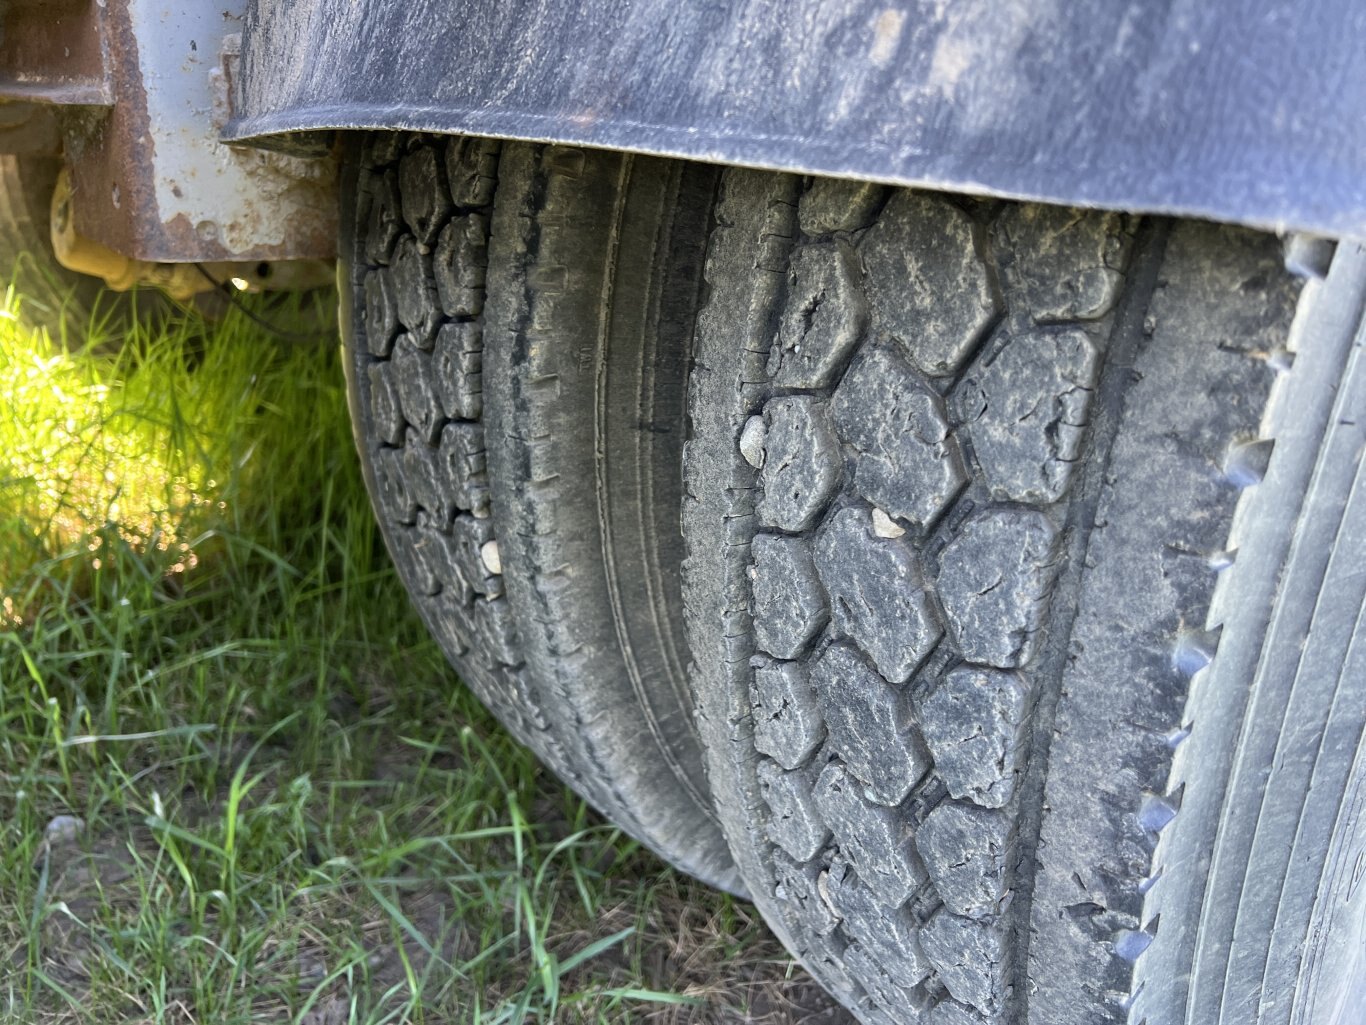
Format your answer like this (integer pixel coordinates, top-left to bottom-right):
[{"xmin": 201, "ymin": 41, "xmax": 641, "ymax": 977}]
[
  {"xmin": 343, "ymin": 132, "xmax": 568, "ymax": 784},
  {"xmin": 340, "ymin": 133, "xmax": 734, "ymax": 887},
  {"xmin": 483, "ymin": 143, "xmax": 739, "ymax": 892},
  {"xmin": 1131, "ymin": 242, "xmax": 1366, "ymax": 1025},
  {"xmin": 681, "ymin": 170, "xmax": 1340, "ymax": 1024},
  {"xmin": 1021, "ymin": 223, "xmax": 1309, "ymax": 1023}
]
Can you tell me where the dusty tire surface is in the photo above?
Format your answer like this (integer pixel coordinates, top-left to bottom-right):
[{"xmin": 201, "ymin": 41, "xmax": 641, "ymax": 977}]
[
  {"xmin": 340, "ymin": 133, "xmax": 736, "ymax": 889},
  {"xmin": 483, "ymin": 144, "xmax": 739, "ymax": 892},
  {"xmin": 681, "ymin": 170, "xmax": 1363, "ymax": 1024},
  {"xmin": 342, "ymin": 129, "xmax": 1366, "ymax": 1024}
]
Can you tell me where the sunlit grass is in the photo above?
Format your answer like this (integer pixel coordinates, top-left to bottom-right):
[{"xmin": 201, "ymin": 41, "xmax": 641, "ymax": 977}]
[
  {"xmin": 0, "ymin": 285, "xmax": 309, "ymax": 615},
  {"xmin": 0, "ymin": 286, "xmax": 799, "ymax": 1025},
  {"xmin": 1, "ymin": 309, "xmax": 196, "ymax": 556}
]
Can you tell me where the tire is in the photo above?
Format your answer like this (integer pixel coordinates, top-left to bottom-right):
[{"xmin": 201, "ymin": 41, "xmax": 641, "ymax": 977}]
[
  {"xmin": 0, "ymin": 156, "xmax": 104, "ymax": 331},
  {"xmin": 483, "ymin": 144, "xmax": 740, "ymax": 891},
  {"xmin": 340, "ymin": 133, "xmax": 738, "ymax": 891},
  {"xmin": 680, "ymin": 170, "xmax": 1366, "ymax": 1024}
]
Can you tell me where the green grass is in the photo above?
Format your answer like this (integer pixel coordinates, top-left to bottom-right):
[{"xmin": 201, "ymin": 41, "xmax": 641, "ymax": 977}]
[{"xmin": 0, "ymin": 287, "xmax": 822, "ymax": 1025}]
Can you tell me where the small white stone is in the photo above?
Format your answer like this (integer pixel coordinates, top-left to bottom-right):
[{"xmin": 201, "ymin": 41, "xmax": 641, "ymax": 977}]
[
  {"xmin": 871, "ymin": 507, "xmax": 906, "ymax": 539},
  {"xmin": 739, "ymin": 415, "xmax": 767, "ymax": 469},
  {"xmin": 480, "ymin": 540, "xmax": 502, "ymax": 575},
  {"xmin": 44, "ymin": 815, "xmax": 84, "ymax": 846},
  {"xmin": 817, "ymin": 869, "xmax": 841, "ymax": 922}
]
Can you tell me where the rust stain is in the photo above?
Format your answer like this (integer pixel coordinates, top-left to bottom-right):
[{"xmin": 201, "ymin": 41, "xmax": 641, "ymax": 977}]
[
  {"xmin": 0, "ymin": 0, "xmax": 113, "ymax": 105},
  {"xmin": 32, "ymin": 0, "xmax": 335, "ymax": 263},
  {"xmin": 67, "ymin": 0, "xmax": 162, "ymax": 260}
]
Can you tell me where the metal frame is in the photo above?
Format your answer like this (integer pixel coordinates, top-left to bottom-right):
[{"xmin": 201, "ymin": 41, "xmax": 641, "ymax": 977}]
[{"xmin": 0, "ymin": 0, "xmax": 335, "ymax": 265}]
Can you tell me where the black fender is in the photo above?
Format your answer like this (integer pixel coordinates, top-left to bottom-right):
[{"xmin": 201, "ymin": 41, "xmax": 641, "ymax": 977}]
[{"xmin": 228, "ymin": 0, "xmax": 1366, "ymax": 239}]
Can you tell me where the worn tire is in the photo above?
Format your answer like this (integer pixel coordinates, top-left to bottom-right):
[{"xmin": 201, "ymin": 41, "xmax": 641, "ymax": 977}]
[
  {"xmin": 340, "ymin": 133, "xmax": 737, "ymax": 890},
  {"xmin": 681, "ymin": 170, "xmax": 1366, "ymax": 1024},
  {"xmin": 483, "ymin": 144, "xmax": 740, "ymax": 891}
]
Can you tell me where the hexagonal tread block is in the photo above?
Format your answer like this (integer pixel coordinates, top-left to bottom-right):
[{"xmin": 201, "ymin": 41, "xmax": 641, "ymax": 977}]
[
  {"xmin": 921, "ymin": 911, "xmax": 1007, "ymax": 1015},
  {"xmin": 364, "ymin": 168, "xmax": 405, "ymax": 266},
  {"xmin": 917, "ymin": 801, "xmax": 1012, "ymax": 920},
  {"xmin": 956, "ymin": 328, "xmax": 1100, "ymax": 504},
  {"xmin": 432, "ymin": 321, "xmax": 483, "ymax": 422},
  {"xmin": 771, "ymin": 849, "xmax": 840, "ymax": 936},
  {"xmin": 751, "ymin": 658, "xmax": 826, "ymax": 770},
  {"xmin": 832, "ymin": 347, "xmax": 967, "ymax": 533},
  {"xmin": 392, "ymin": 334, "xmax": 446, "ymax": 444},
  {"xmin": 799, "ymin": 178, "xmax": 887, "ymax": 236},
  {"xmin": 755, "ymin": 395, "xmax": 844, "ymax": 532},
  {"xmin": 937, "ymin": 508, "xmax": 1062, "ymax": 668},
  {"xmin": 860, "ymin": 192, "xmax": 1001, "ymax": 377},
  {"xmin": 814, "ymin": 761, "xmax": 927, "ymax": 907},
  {"xmin": 434, "ymin": 213, "xmax": 489, "ymax": 318},
  {"xmin": 444, "ymin": 135, "xmax": 500, "ymax": 209},
  {"xmin": 391, "ymin": 235, "xmax": 441, "ymax": 342},
  {"xmin": 994, "ymin": 204, "xmax": 1131, "ymax": 321},
  {"xmin": 769, "ymin": 241, "xmax": 869, "ymax": 388},
  {"xmin": 364, "ymin": 268, "xmax": 400, "ymax": 356},
  {"xmin": 367, "ymin": 359, "xmax": 407, "ymax": 447},
  {"xmin": 398, "ymin": 145, "xmax": 453, "ymax": 248},
  {"xmin": 436, "ymin": 420, "xmax": 491, "ymax": 519},
  {"xmin": 845, "ymin": 943, "xmax": 927, "ymax": 1021},
  {"xmin": 826, "ymin": 860, "xmax": 932, "ymax": 987},
  {"xmin": 751, "ymin": 533, "xmax": 829, "ymax": 660},
  {"xmin": 917, "ymin": 665, "xmax": 1031, "ymax": 809},
  {"xmin": 811, "ymin": 644, "xmax": 930, "ymax": 805},
  {"xmin": 814, "ymin": 507, "xmax": 943, "ymax": 683},
  {"xmin": 758, "ymin": 759, "xmax": 830, "ymax": 861}
]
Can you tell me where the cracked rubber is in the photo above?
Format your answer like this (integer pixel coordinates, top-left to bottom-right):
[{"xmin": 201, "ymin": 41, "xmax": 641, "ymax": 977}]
[
  {"xmin": 342, "ymin": 134, "xmax": 1366, "ymax": 1024},
  {"xmin": 341, "ymin": 133, "xmax": 736, "ymax": 890},
  {"xmin": 682, "ymin": 172, "xmax": 1360, "ymax": 1025}
]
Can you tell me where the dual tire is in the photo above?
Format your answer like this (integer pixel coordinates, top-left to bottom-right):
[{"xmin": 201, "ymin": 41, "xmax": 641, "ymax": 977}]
[{"xmin": 342, "ymin": 133, "xmax": 1366, "ymax": 1025}]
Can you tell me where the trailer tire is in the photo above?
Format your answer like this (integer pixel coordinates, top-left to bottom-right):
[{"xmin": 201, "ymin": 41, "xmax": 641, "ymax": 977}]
[
  {"xmin": 681, "ymin": 169, "xmax": 1366, "ymax": 1025},
  {"xmin": 340, "ymin": 133, "xmax": 739, "ymax": 892}
]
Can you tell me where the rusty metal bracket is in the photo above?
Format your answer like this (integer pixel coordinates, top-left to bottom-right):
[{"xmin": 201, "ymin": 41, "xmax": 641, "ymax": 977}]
[
  {"xmin": 1, "ymin": 0, "xmax": 336, "ymax": 265},
  {"xmin": 49, "ymin": 167, "xmax": 332, "ymax": 299},
  {"xmin": 0, "ymin": 0, "xmax": 113, "ymax": 107}
]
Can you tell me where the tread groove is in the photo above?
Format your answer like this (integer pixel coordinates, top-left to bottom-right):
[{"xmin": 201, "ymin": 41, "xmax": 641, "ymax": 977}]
[{"xmin": 1009, "ymin": 219, "xmax": 1172, "ymax": 1017}]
